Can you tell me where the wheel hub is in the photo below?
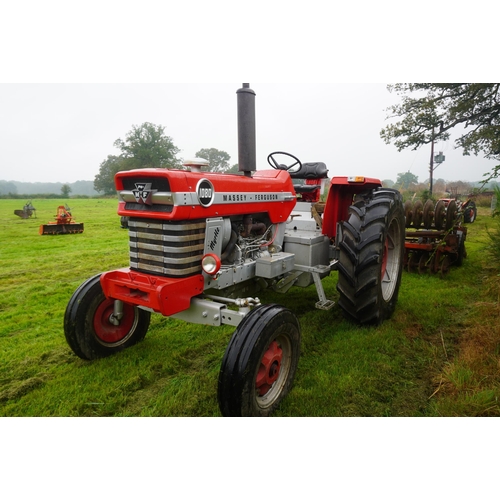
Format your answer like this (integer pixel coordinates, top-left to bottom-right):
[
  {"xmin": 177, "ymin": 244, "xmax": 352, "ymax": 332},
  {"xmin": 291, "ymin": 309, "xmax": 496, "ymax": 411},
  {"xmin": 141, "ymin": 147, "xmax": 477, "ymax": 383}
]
[
  {"xmin": 256, "ymin": 341, "xmax": 283, "ymax": 396},
  {"xmin": 93, "ymin": 299, "xmax": 137, "ymax": 345}
]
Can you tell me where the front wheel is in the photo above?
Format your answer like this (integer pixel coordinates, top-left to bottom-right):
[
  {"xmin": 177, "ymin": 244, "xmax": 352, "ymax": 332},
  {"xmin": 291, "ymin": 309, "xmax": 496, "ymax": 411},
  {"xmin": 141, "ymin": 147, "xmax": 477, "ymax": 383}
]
[
  {"xmin": 218, "ymin": 304, "xmax": 301, "ymax": 417},
  {"xmin": 337, "ymin": 188, "xmax": 405, "ymax": 325},
  {"xmin": 64, "ymin": 274, "xmax": 151, "ymax": 360}
]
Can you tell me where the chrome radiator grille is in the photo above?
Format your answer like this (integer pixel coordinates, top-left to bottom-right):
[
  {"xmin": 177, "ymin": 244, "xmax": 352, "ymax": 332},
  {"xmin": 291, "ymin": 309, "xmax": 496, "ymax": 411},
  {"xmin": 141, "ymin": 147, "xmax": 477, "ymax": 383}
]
[{"xmin": 128, "ymin": 218, "xmax": 206, "ymax": 278}]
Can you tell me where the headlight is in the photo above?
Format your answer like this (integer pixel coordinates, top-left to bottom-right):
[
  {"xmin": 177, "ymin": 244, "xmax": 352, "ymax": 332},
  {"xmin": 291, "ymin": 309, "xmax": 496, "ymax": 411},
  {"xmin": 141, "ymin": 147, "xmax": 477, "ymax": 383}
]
[{"xmin": 201, "ymin": 254, "xmax": 221, "ymax": 275}]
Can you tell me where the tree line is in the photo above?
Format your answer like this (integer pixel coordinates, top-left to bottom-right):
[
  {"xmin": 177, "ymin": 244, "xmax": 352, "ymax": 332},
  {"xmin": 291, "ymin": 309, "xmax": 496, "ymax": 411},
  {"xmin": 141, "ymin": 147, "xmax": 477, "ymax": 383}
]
[
  {"xmin": 382, "ymin": 172, "xmax": 499, "ymax": 199},
  {"xmin": 0, "ymin": 180, "xmax": 98, "ymax": 197}
]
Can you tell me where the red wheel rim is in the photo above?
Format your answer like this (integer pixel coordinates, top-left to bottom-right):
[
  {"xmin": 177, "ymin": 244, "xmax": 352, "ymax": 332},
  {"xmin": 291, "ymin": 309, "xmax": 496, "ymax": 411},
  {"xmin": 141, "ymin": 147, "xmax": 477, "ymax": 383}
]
[
  {"xmin": 256, "ymin": 341, "xmax": 283, "ymax": 396},
  {"xmin": 93, "ymin": 299, "xmax": 137, "ymax": 344}
]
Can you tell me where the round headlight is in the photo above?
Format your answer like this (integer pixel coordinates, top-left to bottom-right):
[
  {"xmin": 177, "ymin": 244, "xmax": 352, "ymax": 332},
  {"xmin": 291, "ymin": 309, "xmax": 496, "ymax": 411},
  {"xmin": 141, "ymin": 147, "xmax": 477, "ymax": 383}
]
[{"xmin": 202, "ymin": 253, "xmax": 221, "ymax": 275}]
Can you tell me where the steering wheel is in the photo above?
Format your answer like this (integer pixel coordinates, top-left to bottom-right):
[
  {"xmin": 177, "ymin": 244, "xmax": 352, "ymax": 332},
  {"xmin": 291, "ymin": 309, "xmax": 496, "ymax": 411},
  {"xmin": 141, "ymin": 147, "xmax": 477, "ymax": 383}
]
[{"xmin": 267, "ymin": 152, "xmax": 302, "ymax": 174}]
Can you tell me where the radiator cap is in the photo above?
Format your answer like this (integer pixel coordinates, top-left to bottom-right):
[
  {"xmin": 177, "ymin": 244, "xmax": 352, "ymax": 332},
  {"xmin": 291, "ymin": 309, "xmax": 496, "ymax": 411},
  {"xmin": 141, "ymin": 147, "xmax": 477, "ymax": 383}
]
[{"xmin": 183, "ymin": 158, "xmax": 210, "ymax": 172}]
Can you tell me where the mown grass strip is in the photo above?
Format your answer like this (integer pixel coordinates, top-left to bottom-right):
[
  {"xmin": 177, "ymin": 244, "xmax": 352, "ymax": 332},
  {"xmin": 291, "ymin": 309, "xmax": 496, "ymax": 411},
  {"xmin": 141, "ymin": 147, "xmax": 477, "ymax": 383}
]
[{"xmin": 1, "ymin": 199, "xmax": 499, "ymax": 416}]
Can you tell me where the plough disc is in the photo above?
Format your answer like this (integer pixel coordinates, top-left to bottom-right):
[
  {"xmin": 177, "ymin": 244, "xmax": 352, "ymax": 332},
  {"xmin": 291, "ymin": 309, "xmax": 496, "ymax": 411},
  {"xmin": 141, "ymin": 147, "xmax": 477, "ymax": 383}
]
[
  {"xmin": 434, "ymin": 200, "xmax": 446, "ymax": 230},
  {"xmin": 404, "ymin": 200, "xmax": 413, "ymax": 228},
  {"xmin": 412, "ymin": 200, "xmax": 423, "ymax": 228},
  {"xmin": 422, "ymin": 200, "xmax": 434, "ymax": 229},
  {"xmin": 418, "ymin": 254, "xmax": 428, "ymax": 274},
  {"xmin": 445, "ymin": 200, "xmax": 457, "ymax": 230}
]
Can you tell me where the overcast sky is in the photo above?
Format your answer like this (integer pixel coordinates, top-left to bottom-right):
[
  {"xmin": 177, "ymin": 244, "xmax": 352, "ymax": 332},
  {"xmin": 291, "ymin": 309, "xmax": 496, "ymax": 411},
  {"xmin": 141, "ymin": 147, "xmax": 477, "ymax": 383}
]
[
  {"xmin": 1, "ymin": 83, "xmax": 497, "ymax": 186},
  {"xmin": 1, "ymin": 3, "xmax": 497, "ymax": 187}
]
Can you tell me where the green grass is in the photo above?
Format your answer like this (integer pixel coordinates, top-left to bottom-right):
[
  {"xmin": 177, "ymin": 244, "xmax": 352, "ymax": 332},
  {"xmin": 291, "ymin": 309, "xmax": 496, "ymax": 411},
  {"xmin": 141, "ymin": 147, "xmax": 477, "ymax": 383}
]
[{"xmin": 1, "ymin": 199, "xmax": 499, "ymax": 416}]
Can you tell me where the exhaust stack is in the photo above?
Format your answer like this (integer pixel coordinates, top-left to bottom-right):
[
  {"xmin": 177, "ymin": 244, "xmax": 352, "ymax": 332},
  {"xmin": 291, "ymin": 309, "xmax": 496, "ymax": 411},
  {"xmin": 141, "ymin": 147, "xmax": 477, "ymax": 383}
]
[{"xmin": 237, "ymin": 83, "xmax": 256, "ymax": 176}]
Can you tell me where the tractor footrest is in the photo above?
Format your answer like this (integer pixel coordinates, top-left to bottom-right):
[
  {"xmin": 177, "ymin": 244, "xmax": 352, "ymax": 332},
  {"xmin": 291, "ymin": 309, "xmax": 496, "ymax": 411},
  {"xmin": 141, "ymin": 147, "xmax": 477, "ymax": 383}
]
[{"xmin": 315, "ymin": 299, "xmax": 335, "ymax": 311}]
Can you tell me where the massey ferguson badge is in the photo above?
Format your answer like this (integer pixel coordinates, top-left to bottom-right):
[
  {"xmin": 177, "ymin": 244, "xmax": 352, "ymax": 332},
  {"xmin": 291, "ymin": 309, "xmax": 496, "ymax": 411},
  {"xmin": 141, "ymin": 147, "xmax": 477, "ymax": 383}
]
[{"xmin": 133, "ymin": 183, "xmax": 157, "ymax": 205}]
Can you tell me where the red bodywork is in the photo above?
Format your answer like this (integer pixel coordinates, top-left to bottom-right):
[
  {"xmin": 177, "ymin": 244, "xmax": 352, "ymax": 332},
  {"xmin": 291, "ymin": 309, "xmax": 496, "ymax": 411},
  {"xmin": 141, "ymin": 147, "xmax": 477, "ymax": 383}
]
[
  {"xmin": 101, "ymin": 168, "xmax": 297, "ymax": 316},
  {"xmin": 322, "ymin": 177, "xmax": 382, "ymax": 239},
  {"xmin": 100, "ymin": 270, "xmax": 205, "ymax": 317},
  {"xmin": 100, "ymin": 169, "xmax": 382, "ymax": 317},
  {"xmin": 115, "ymin": 168, "xmax": 297, "ymax": 223}
]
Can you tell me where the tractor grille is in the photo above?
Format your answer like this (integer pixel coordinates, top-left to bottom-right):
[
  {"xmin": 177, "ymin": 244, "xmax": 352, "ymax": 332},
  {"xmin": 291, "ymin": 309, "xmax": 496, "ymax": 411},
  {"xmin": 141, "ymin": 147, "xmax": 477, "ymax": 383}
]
[{"xmin": 128, "ymin": 218, "xmax": 206, "ymax": 278}]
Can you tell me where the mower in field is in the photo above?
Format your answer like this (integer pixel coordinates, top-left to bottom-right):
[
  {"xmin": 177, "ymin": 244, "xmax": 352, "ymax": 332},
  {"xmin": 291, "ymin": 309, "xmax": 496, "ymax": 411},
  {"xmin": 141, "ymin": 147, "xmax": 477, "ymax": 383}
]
[
  {"xmin": 39, "ymin": 205, "xmax": 84, "ymax": 235},
  {"xmin": 14, "ymin": 201, "xmax": 36, "ymax": 219}
]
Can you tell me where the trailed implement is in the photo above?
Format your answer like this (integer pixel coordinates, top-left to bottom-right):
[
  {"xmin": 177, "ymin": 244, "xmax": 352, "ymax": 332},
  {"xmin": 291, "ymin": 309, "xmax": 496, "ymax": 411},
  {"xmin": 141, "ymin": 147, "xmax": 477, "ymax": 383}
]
[
  {"xmin": 404, "ymin": 198, "xmax": 467, "ymax": 277},
  {"xmin": 39, "ymin": 205, "xmax": 84, "ymax": 235},
  {"xmin": 14, "ymin": 201, "xmax": 36, "ymax": 219}
]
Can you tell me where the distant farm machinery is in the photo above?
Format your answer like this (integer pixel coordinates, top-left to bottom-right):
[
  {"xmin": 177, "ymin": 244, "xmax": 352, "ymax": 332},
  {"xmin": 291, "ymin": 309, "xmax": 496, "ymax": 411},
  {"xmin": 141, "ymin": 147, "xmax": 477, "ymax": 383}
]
[
  {"xmin": 14, "ymin": 201, "xmax": 36, "ymax": 219},
  {"xmin": 403, "ymin": 198, "xmax": 471, "ymax": 276},
  {"xmin": 39, "ymin": 205, "xmax": 84, "ymax": 235}
]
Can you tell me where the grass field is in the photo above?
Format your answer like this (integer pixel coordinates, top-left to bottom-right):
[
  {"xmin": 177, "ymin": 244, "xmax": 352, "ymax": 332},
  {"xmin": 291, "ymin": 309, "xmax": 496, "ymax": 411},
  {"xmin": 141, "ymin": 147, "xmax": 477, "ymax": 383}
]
[{"xmin": 1, "ymin": 198, "xmax": 499, "ymax": 417}]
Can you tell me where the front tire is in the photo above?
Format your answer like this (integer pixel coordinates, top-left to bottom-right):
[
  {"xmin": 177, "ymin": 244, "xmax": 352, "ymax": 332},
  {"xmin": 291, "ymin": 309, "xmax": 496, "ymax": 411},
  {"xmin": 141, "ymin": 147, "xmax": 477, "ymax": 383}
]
[
  {"xmin": 64, "ymin": 274, "xmax": 151, "ymax": 360},
  {"xmin": 337, "ymin": 188, "xmax": 405, "ymax": 325},
  {"xmin": 218, "ymin": 304, "xmax": 301, "ymax": 417}
]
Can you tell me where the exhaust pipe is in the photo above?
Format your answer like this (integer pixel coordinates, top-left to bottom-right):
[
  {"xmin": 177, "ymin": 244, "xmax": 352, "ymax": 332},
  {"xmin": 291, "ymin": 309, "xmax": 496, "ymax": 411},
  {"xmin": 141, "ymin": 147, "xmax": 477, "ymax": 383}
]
[{"xmin": 237, "ymin": 83, "xmax": 256, "ymax": 176}]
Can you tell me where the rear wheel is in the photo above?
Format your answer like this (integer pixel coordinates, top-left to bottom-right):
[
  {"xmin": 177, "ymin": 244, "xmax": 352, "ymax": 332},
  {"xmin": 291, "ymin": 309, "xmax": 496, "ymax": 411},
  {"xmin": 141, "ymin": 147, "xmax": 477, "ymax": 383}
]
[
  {"xmin": 337, "ymin": 188, "xmax": 405, "ymax": 325},
  {"xmin": 463, "ymin": 202, "xmax": 477, "ymax": 223},
  {"xmin": 218, "ymin": 304, "xmax": 301, "ymax": 417},
  {"xmin": 64, "ymin": 274, "xmax": 151, "ymax": 360}
]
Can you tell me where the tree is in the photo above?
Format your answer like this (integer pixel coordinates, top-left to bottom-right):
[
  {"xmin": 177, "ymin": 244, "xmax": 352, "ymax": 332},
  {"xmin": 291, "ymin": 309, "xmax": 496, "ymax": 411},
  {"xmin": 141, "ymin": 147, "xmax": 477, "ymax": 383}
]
[
  {"xmin": 61, "ymin": 183, "xmax": 72, "ymax": 198},
  {"xmin": 396, "ymin": 171, "xmax": 418, "ymax": 190},
  {"xmin": 432, "ymin": 178, "xmax": 446, "ymax": 193},
  {"xmin": 446, "ymin": 180, "xmax": 472, "ymax": 197},
  {"xmin": 195, "ymin": 148, "xmax": 231, "ymax": 172},
  {"xmin": 94, "ymin": 123, "xmax": 181, "ymax": 194},
  {"xmin": 381, "ymin": 84, "xmax": 500, "ymax": 180},
  {"xmin": 94, "ymin": 155, "xmax": 126, "ymax": 195},
  {"xmin": 226, "ymin": 164, "xmax": 241, "ymax": 174},
  {"xmin": 115, "ymin": 122, "xmax": 181, "ymax": 169}
]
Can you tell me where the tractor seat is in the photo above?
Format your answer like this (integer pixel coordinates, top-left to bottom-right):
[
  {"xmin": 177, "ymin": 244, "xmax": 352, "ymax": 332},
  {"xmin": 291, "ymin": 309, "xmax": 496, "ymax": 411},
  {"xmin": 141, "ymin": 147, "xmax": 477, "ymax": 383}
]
[
  {"xmin": 294, "ymin": 184, "xmax": 321, "ymax": 194},
  {"xmin": 289, "ymin": 162, "xmax": 328, "ymax": 180},
  {"xmin": 291, "ymin": 162, "xmax": 328, "ymax": 203}
]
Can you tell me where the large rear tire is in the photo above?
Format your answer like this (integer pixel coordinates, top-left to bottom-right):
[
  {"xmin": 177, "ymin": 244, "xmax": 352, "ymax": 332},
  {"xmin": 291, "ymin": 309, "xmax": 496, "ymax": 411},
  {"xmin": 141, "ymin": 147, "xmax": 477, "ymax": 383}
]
[
  {"xmin": 64, "ymin": 274, "xmax": 151, "ymax": 360},
  {"xmin": 218, "ymin": 304, "xmax": 301, "ymax": 417},
  {"xmin": 336, "ymin": 188, "xmax": 405, "ymax": 325}
]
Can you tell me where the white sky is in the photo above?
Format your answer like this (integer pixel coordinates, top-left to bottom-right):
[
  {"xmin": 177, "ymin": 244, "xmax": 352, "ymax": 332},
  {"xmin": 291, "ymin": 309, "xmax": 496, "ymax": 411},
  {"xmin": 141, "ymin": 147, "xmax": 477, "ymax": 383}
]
[
  {"xmin": 1, "ymin": 2, "xmax": 497, "ymax": 187},
  {"xmin": 0, "ymin": 82, "xmax": 497, "ymax": 185}
]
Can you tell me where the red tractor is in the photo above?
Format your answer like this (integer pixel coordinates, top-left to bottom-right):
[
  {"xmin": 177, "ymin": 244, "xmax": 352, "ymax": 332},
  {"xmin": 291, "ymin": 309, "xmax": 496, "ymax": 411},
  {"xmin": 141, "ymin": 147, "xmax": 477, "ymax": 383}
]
[{"xmin": 64, "ymin": 84, "xmax": 405, "ymax": 416}]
